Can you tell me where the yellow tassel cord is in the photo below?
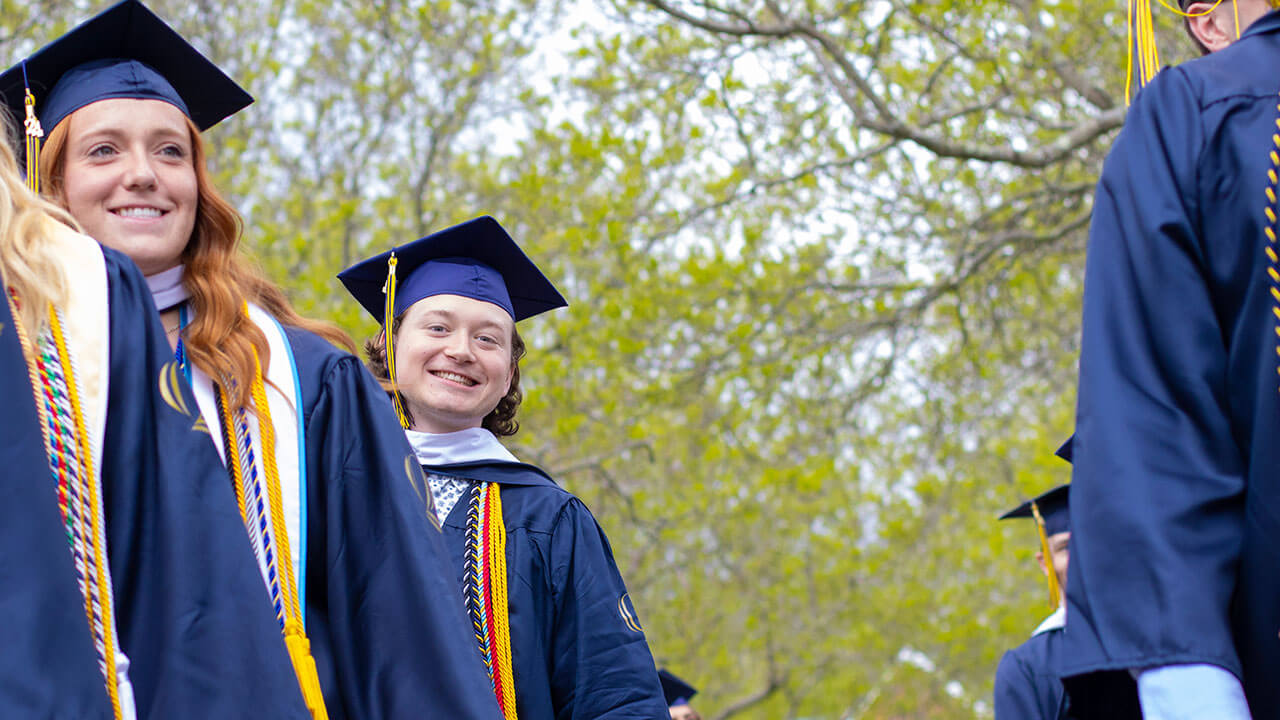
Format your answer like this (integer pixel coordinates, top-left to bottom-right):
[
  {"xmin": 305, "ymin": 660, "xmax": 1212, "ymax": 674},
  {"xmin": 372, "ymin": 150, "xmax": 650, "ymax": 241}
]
[
  {"xmin": 382, "ymin": 252, "xmax": 409, "ymax": 428},
  {"xmin": 9, "ymin": 295, "xmax": 122, "ymax": 719},
  {"xmin": 1030, "ymin": 502, "xmax": 1062, "ymax": 611},
  {"xmin": 1128, "ymin": 0, "xmax": 1237, "ymax": 105},
  {"xmin": 218, "ymin": 304, "xmax": 328, "ymax": 720},
  {"xmin": 23, "ymin": 89, "xmax": 42, "ymax": 194},
  {"xmin": 488, "ymin": 485, "xmax": 519, "ymax": 720}
]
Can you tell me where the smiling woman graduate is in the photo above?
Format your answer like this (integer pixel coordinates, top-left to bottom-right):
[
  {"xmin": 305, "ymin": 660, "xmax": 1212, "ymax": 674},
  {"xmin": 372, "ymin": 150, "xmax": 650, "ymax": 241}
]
[
  {"xmin": 0, "ymin": 109, "xmax": 308, "ymax": 717},
  {"xmin": 340, "ymin": 215, "xmax": 669, "ymax": 720},
  {"xmin": 0, "ymin": 2, "xmax": 501, "ymax": 719}
]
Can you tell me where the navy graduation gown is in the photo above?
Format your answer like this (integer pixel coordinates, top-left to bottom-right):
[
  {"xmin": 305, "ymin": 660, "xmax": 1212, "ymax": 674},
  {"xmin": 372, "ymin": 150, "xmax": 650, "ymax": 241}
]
[
  {"xmin": 1, "ymin": 247, "xmax": 310, "ymax": 719},
  {"xmin": 282, "ymin": 328, "xmax": 502, "ymax": 720},
  {"xmin": 425, "ymin": 460, "xmax": 668, "ymax": 720},
  {"xmin": 1064, "ymin": 10, "xmax": 1280, "ymax": 716},
  {"xmin": 994, "ymin": 626, "xmax": 1068, "ymax": 720}
]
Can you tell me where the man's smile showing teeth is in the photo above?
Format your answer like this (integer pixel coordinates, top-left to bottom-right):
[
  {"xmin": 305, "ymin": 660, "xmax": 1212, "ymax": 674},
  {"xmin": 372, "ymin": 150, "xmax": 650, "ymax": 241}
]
[
  {"xmin": 431, "ymin": 370, "xmax": 478, "ymax": 386},
  {"xmin": 113, "ymin": 207, "xmax": 165, "ymax": 218}
]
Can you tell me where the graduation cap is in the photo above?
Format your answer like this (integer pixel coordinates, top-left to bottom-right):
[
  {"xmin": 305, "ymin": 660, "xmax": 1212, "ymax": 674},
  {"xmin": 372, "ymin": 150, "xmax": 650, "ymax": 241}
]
[
  {"xmin": 658, "ymin": 669, "xmax": 698, "ymax": 707},
  {"xmin": 1000, "ymin": 438, "xmax": 1072, "ymax": 610},
  {"xmin": 337, "ymin": 215, "xmax": 566, "ymax": 425},
  {"xmin": 0, "ymin": 0, "xmax": 252, "ymax": 191}
]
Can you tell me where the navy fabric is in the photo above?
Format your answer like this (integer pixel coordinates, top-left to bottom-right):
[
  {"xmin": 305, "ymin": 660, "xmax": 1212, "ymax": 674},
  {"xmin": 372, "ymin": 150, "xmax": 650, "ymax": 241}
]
[
  {"xmin": 1063, "ymin": 10, "xmax": 1280, "ymax": 717},
  {"xmin": 0, "ymin": 247, "xmax": 309, "ymax": 718},
  {"xmin": 394, "ymin": 257, "xmax": 514, "ymax": 318},
  {"xmin": 426, "ymin": 460, "xmax": 669, "ymax": 720},
  {"xmin": 994, "ymin": 628, "xmax": 1069, "ymax": 720},
  {"xmin": 1000, "ymin": 485, "xmax": 1070, "ymax": 536},
  {"xmin": 280, "ymin": 328, "xmax": 502, "ymax": 720},
  {"xmin": 657, "ymin": 669, "xmax": 698, "ymax": 707},
  {"xmin": 338, "ymin": 216, "xmax": 567, "ymax": 323},
  {"xmin": 41, "ymin": 58, "xmax": 188, "ymax": 133},
  {"xmin": 0, "ymin": 0, "xmax": 252, "ymax": 133}
]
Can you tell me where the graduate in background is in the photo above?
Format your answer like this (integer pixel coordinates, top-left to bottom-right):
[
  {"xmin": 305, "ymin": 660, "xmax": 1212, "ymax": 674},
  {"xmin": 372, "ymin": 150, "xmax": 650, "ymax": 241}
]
[
  {"xmin": 0, "ymin": 112, "xmax": 307, "ymax": 717},
  {"xmin": 993, "ymin": 442, "xmax": 1073, "ymax": 720},
  {"xmin": 340, "ymin": 215, "xmax": 669, "ymax": 720},
  {"xmin": 1060, "ymin": 0, "xmax": 1280, "ymax": 716},
  {"xmin": 659, "ymin": 669, "xmax": 703, "ymax": 720},
  {"xmin": 0, "ymin": 2, "xmax": 501, "ymax": 719}
]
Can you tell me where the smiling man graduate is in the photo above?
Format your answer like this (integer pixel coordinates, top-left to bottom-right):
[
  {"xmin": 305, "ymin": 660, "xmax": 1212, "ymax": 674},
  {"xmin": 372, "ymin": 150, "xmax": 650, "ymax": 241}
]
[{"xmin": 340, "ymin": 215, "xmax": 669, "ymax": 720}]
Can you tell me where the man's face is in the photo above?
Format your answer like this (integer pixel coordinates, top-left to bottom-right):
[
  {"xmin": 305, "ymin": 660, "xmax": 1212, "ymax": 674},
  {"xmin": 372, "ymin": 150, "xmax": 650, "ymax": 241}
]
[
  {"xmin": 1040, "ymin": 531, "xmax": 1070, "ymax": 597},
  {"xmin": 393, "ymin": 294, "xmax": 516, "ymax": 434}
]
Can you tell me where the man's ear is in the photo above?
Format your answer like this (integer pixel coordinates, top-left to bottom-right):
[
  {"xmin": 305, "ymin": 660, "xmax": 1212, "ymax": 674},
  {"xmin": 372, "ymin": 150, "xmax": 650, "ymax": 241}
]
[
  {"xmin": 1186, "ymin": 0, "xmax": 1239, "ymax": 52},
  {"xmin": 1036, "ymin": 550, "xmax": 1049, "ymax": 578}
]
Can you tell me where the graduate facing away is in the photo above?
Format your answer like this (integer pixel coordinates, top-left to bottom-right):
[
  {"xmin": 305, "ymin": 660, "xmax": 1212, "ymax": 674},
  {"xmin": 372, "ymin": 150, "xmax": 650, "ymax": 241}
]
[
  {"xmin": 1063, "ymin": 0, "xmax": 1280, "ymax": 717},
  {"xmin": 340, "ymin": 216, "xmax": 670, "ymax": 720},
  {"xmin": 1, "ymin": 2, "xmax": 501, "ymax": 718}
]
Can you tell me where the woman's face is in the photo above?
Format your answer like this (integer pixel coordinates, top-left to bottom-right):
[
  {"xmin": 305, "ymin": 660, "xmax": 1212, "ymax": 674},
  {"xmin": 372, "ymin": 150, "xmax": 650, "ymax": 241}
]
[
  {"xmin": 394, "ymin": 293, "xmax": 516, "ymax": 434},
  {"xmin": 60, "ymin": 98, "xmax": 197, "ymax": 276}
]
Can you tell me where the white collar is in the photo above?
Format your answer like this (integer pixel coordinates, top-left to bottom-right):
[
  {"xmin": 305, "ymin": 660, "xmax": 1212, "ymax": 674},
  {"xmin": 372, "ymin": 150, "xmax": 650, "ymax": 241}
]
[
  {"xmin": 405, "ymin": 427, "xmax": 518, "ymax": 467},
  {"xmin": 145, "ymin": 265, "xmax": 189, "ymax": 312},
  {"xmin": 1032, "ymin": 606, "xmax": 1066, "ymax": 636}
]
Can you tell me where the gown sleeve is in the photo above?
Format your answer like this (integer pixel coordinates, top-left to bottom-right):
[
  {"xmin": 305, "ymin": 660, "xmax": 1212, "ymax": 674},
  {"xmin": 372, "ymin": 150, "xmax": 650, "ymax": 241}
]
[
  {"xmin": 547, "ymin": 498, "xmax": 668, "ymax": 720},
  {"xmin": 98, "ymin": 249, "xmax": 310, "ymax": 719},
  {"xmin": 1062, "ymin": 66, "xmax": 1248, "ymax": 707},
  {"xmin": 303, "ymin": 354, "xmax": 502, "ymax": 720},
  {"xmin": 994, "ymin": 649, "xmax": 1044, "ymax": 720}
]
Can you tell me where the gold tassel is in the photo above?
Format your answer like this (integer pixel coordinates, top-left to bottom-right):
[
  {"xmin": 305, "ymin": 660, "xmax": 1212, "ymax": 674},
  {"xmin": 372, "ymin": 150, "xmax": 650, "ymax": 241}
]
[
  {"xmin": 1030, "ymin": 502, "xmax": 1062, "ymax": 611},
  {"xmin": 23, "ymin": 89, "xmax": 42, "ymax": 194},
  {"xmin": 382, "ymin": 252, "xmax": 409, "ymax": 428},
  {"xmin": 284, "ymin": 620, "xmax": 330, "ymax": 720}
]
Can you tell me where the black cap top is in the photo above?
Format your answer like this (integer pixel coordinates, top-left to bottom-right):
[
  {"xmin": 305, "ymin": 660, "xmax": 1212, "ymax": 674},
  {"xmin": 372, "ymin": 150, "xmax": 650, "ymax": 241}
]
[
  {"xmin": 657, "ymin": 669, "xmax": 698, "ymax": 706},
  {"xmin": 1000, "ymin": 484, "xmax": 1070, "ymax": 536},
  {"xmin": 1055, "ymin": 435, "xmax": 1074, "ymax": 463},
  {"xmin": 338, "ymin": 215, "xmax": 567, "ymax": 324},
  {"xmin": 0, "ymin": 0, "xmax": 252, "ymax": 134}
]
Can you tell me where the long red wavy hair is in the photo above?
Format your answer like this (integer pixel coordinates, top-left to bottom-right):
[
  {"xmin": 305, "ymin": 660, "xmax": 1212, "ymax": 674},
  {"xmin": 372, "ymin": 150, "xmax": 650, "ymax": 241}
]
[{"xmin": 40, "ymin": 110, "xmax": 353, "ymax": 413}]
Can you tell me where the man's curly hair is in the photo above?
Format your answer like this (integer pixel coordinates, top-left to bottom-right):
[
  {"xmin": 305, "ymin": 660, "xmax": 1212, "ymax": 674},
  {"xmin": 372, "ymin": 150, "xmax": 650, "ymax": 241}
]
[{"xmin": 364, "ymin": 315, "xmax": 526, "ymax": 437}]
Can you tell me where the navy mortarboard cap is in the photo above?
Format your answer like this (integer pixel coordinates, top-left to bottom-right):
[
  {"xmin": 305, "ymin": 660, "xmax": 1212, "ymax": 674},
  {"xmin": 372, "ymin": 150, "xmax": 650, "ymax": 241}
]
[
  {"xmin": 338, "ymin": 215, "xmax": 566, "ymax": 427},
  {"xmin": 658, "ymin": 669, "xmax": 698, "ymax": 707},
  {"xmin": 1001, "ymin": 477, "xmax": 1070, "ymax": 611},
  {"xmin": 1055, "ymin": 435, "xmax": 1074, "ymax": 463},
  {"xmin": 0, "ymin": 0, "xmax": 252, "ymax": 137},
  {"xmin": 1000, "ymin": 484, "xmax": 1070, "ymax": 537},
  {"xmin": 338, "ymin": 215, "xmax": 567, "ymax": 323}
]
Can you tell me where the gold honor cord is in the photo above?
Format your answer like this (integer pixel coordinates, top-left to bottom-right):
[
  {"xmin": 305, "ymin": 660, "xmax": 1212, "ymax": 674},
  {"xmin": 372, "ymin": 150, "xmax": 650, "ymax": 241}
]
[
  {"xmin": 382, "ymin": 252, "xmax": 409, "ymax": 428},
  {"xmin": 1030, "ymin": 502, "xmax": 1062, "ymax": 611},
  {"xmin": 218, "ymin": 305, "xmax": 328, "ymax": 720},
  {"xmin": 487, "ymin": 486, "xmax": 518, "ymax": 719},
  {"xmin": 1127, "ymin": 0, "xmax": 1240, "ymax": 104},
  {"xmin": 23, "ymin": 89, "xmax": 42, "ymax": 194}
]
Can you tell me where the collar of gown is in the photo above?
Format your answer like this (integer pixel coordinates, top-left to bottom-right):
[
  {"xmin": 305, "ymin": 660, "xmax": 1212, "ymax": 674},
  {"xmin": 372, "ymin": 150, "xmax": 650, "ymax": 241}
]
[
  {"xmin": 405, "ymin": 427, "xmax": 518, "ymax": 467},
  {"xmin": 145, "ymin": 265, "xmax": 189, "ymax": 311},
  {"xmin": 1032, "ymin": 605, "xmax": 1066, "ymax": 636}
]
